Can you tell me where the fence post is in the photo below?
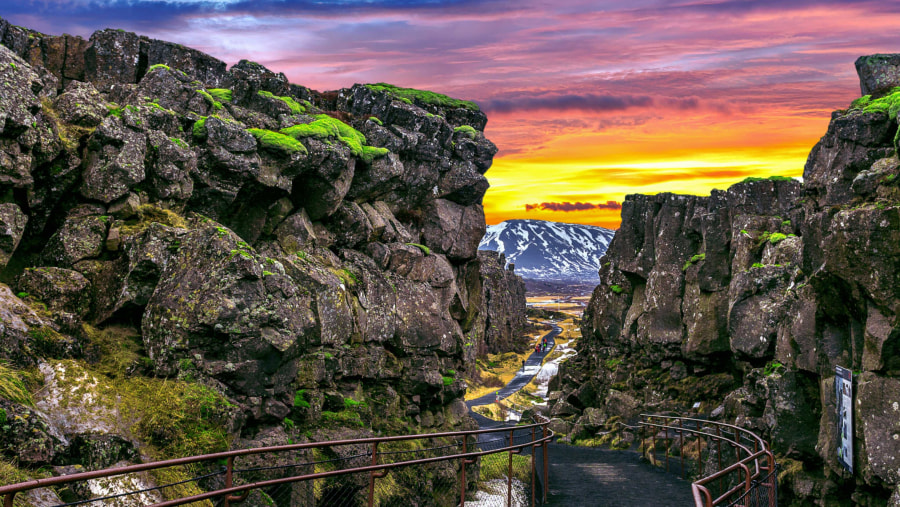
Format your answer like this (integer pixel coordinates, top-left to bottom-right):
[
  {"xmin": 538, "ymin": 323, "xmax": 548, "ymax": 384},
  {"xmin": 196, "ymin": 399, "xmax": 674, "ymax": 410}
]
[
  {"xmin": 508, "ymin": 429, "xmax": 514, "ymax": 507},
  {"xmin": 531, "ymin": 426, "xmax": 536, "ymax": 507},
  {"xmin": 679, "ymin": 419, "xmax": 685, "ymax": 480},
  {"xmin": 4, "ymin": 493, "xmax": 15, "ymax": 507},
  {"xmin": 542, "ymin": 422, "xmax": 549, "ymax": 504},
  {"xmin": 224, "ymin": 456, "xmax": 234, "ymax": 507},
  {"xmin": 460, "ymin": 436, "xmax": 467, "ymax": 507},
  {"xmin": 665, "ymin": 418, "xmax": 670, "ymax": 473},
  {"xmin": 368, "ymin": 441, "xmax": 379, "ymax": 507}
]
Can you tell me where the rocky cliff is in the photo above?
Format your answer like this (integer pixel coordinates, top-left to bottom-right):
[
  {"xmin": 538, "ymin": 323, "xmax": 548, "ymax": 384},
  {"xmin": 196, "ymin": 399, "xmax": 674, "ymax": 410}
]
[
  {"xmin": 549, "ymin": 55, "xmax": 900, "ymax": 506},
  {"xmin": 0, "ymin": 18, "xmax": 525, "ymax": 502}
]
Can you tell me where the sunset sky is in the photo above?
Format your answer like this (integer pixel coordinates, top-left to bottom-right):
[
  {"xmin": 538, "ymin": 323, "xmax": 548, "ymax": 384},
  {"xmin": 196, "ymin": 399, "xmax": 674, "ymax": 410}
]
[{"xmin": 3, "ymin": 1, "xmax": 899, "ymax": 228}]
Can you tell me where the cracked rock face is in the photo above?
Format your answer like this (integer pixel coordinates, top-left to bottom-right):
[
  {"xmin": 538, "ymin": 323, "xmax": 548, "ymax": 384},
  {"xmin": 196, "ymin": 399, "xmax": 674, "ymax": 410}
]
[
  {"xmin": 549, "ymin": 54, "xmax": 900, "ymax": 505},
  {"xmin": 0, "ymin": 17, "xmax": 525, "ymax": 500}
]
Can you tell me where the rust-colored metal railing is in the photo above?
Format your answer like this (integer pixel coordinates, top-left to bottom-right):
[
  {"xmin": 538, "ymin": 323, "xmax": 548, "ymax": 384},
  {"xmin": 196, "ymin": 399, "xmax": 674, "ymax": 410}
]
[
  {"xmin": 0, "ymin": 415, "xmax": 553, "ymax": 507},
  {"xmin": 639, "ymin": 414, "xmax": 777, "ymax": 507}
]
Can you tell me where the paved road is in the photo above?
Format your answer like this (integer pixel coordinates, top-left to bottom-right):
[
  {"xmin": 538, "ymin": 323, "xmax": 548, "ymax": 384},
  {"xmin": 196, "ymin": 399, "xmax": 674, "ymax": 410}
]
[
  {"xmin": 466, "ymin": 324, "xmax": 561, "ymax": 408},
  {"xmin": 465, "ymin": 323, "xmax": 695, "ymax": 506},
  {"xmin": 543, "ymin": 444, "xmax": 694, "ymax": 506}
]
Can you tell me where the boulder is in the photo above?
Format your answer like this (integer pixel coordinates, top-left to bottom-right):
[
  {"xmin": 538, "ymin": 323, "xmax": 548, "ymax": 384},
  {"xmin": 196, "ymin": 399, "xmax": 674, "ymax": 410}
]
[
  {"xmin": 0, "ymin": 202, "xmax": 27, "ymax": 269},
  {"xmin": 856, "ymin": 54, "xmax": 900, "ymax": 97}
]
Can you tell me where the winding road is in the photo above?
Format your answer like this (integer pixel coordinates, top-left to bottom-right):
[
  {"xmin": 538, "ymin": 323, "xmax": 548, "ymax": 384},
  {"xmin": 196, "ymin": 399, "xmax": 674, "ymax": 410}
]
[{"xmin": 465, "ymin": 323, "xmax": 694, "ymax": 506}]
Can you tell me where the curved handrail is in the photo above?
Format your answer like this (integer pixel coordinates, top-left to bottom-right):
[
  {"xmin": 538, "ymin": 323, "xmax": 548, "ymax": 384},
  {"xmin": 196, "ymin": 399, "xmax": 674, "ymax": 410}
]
[
  {"xmin": 638, "ymin": 414, "xmax": 776, "ymax": 507},
  {"xmin": 1, "ymin": 415, "xmax": 554, "ymax": 507}
]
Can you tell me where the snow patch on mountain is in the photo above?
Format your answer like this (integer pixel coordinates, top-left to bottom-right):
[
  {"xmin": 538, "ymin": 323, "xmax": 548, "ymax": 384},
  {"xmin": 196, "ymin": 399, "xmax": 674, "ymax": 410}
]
[{"xmin": 479, "ymin": 219, "xmax": 615, "ymax": 282}]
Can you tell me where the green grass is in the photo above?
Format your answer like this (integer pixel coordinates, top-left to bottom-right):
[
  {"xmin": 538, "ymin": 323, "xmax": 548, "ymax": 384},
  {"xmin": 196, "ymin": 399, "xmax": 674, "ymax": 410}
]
[
  {"xmin": 454, "ymin": 125, "xmax": 478, "ymax": 139},
  {"xmin": 257, "ymin": 90, "xmax": 305, "ymax": 115},
  {"xmin": 0, "ymin": 361, "xmax": 34, "ymax": 406},
  {"xmin": 248, "ymin": 128, "xmax": 308, "ymax": 155},
  {"xmin": 366, "ymin": 83, "xmax": 480, "ymax": 111},
  {"xmin": 479, "ymin": 452, "xmax": 530, "ymax": 482},
  {"xmin": 206, "ymin": 88, "xmax": 232, "ymax": 102},
  {"xmin": 406, "ymin": 243, "xmax": 431, "ymax": 255}
]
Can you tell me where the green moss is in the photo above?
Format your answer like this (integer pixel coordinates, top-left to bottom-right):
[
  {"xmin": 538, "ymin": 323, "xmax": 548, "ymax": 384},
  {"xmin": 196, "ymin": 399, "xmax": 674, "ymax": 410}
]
[
  {"xmin": 106, "ymin": 104, "xmax": 124, "ymax": 118},
  {"xmin": 192, "ymin": 116, "xmax": 208, "ymax": 139},
  {"xmin": 196, "ymin": 89, "xmax": 222, "ymax": 111},
  {"xmin": 850, "ymin": 87, "xmax": 900, "ymax": 120},
  {"xmin": 683, "ymin": 253, "xmax": 705, "ymax": 270},
  {"xmin": 610, "ymin": 284, "xmax": 623, "ymax": 294},
  {"xmin": 147, "ymin": 63, "xmax": 171, "ymax": 73},
  {"xmin": 360, "ymin": 145, "xmax": 389, "ymax": 163},
  {"xmin": 247, "ymin": 128, "xmax": 308, "ymax": 156},
  {"xmin": 366, "ymin": 83, "xmax": 480, "ymax": 111},
  {"xmin": 453, "ymin": 125, "xmax": 478, "ymax": 139},
  {"xmin": 751, "ymin": 262, "xmax": 765, "ymax": 269},
  {"xmin": 406, "ymin": 243, "xmax": 431, "ymax": 255},
  {"xmin": 604, "ymin": 357, "xmax": 623, "ymax": 369},
  {"xmin": 368, "ymin": 116, "xmax": 383, "ymax": 125},
  {"xmin": 257, "ymin": 90, "xmax": 305, "ymax": 115},
  {"xmin": 442, "ymin": 376, "xmax": 454, "ymax": 386},
  {"xmin": 169, "ymin": 137, "xmax": 189, "ymax": 149},
  {"xmin": 280, "ymin": 114, "xmax": 368, "ymax": 156},
  {"xmin": 768, "ymin": 232, "xmax": 788, "ymax": 244},
  {"xmin": 118, "ymin": 204, "xmax": 188, "ymax": 236},
  {"xmin": 763, "ymin": 360, "xmax": 784, "ymax": 376},
  {"xmin": 343, "ymin": 398, "xmax": 367, "ymax": 410},
  {"xmin": 736, "ymin": 175, "xmax": 795, "ymax": 185},
  {"xmin": 83, "ymin": 324, "xmax": 144, "ymax": 378},
  {"xmin": 206, "ymin": 88, "xmax": 233, "ymax": 102},
  {"xmin": 320, "ymin": 410, "xmax": 363, "ymax": 427},
  {"xmin": 294, "ymin": 389, "xmax": 310, "ymax": 408}
]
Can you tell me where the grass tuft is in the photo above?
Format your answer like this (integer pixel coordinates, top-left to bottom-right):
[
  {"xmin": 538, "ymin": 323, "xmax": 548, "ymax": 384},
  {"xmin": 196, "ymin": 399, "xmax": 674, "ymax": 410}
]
[
  {"xmin": 0, "ymin": 361, "xmax": 34, "ymax": 406},
  {"xmin": 206, "ymin": 88, "xmax": 232, "ymax": 102}
]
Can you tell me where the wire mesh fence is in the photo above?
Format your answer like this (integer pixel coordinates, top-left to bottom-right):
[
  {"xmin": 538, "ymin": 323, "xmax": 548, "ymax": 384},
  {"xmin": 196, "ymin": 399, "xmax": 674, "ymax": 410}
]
[{"xmin": 0, "ymin": 417, "xmax": 553, "ymax": 507}]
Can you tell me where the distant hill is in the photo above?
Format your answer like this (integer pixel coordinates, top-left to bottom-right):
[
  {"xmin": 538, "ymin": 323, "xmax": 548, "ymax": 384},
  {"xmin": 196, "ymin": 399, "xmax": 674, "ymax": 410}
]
[{"xmin": 479, "ymin": 219, "xmax": 615, "ymax": 282}]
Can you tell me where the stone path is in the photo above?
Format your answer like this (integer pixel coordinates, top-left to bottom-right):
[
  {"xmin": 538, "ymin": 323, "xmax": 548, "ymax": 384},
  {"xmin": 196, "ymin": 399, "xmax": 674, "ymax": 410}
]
[{"xmin": 466, "ymin": 324, "xmax": 561, "ymax": 408}]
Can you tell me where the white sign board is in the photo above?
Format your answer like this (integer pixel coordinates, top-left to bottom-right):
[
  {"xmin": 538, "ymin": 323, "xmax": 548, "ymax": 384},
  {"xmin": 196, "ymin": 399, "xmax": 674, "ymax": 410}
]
[{"xmin": 835, "ymin": 365, "xmax": 853, "ymax": 473}]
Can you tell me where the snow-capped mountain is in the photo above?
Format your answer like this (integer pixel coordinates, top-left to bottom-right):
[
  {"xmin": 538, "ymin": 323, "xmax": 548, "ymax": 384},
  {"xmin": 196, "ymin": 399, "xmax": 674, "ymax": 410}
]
[{"xmin": 479, "ymin": 219, "xmax": 616, "ymax": 282}]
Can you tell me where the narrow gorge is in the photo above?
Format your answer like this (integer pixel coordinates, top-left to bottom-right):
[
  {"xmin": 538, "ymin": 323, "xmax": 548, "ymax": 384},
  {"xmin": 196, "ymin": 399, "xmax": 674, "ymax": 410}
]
[{"xmin": 548, "ymin": 55, "xmax": 900, "ymax": 506}]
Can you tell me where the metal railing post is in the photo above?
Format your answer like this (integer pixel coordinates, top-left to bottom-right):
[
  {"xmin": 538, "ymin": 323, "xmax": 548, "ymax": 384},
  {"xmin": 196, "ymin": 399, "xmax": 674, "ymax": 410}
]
[
  {"xmin": 224, "ymin": 456, "xmax": 234, "ymax": 507},
  {"xmin": 531, "ymin": 426, "xmax": 536, "ymax": 507},
  {"xmin": 508, "ymin": 429, "xmax": 515, "ymax": 507},
  {"xmin": 665, "ymin": 418, "xmax": 670, "ymax": 473},
  {"xmin": 679, "ymin": 419, "xmax": 685, "ymax": 480},
  {"xmin": 4, "ymin": 493, "xmax": 15, "ymax": 507},
  {"xmin": 542, "ymin": 421, "xmax": 549, "ymax": 504},
  {"xmin": 368, "ymin": 441, "xmax": 379, "ymax": 507},
  {"xmin": 460, "ymin": 436, "xmax": 467, "ymax": 507}
]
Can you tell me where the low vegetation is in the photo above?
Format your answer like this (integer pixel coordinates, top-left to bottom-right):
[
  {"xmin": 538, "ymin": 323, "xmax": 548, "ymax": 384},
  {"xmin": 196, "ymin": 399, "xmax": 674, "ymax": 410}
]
[{"xmin": 366, "ymin": 83, "xmax": 480, "ymax": 111}]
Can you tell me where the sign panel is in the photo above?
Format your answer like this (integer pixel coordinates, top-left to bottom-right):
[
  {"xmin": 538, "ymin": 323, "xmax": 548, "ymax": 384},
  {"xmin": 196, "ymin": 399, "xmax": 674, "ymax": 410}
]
[{"xmin": 835, "ymin": 365, "xmax": 853, "ymax": 473}]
